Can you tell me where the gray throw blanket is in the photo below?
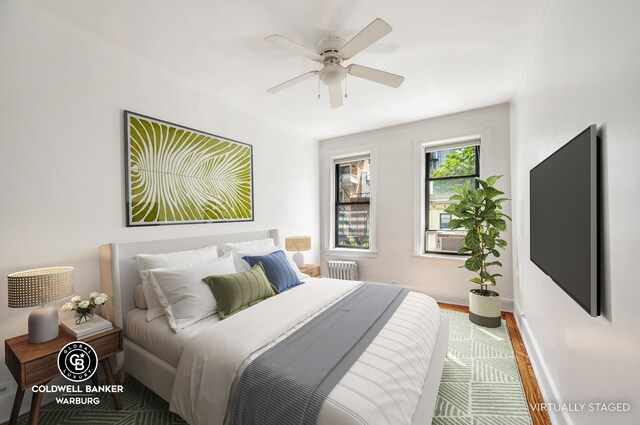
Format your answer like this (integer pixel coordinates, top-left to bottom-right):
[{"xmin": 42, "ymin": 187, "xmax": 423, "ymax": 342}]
[{"xmin": 229, "ymin": 283, "xmax": 409, "ymax": 425}]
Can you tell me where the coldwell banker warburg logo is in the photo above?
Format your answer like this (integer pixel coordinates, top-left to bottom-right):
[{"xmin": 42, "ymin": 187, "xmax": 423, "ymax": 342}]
[
  {"xmin": 32, "ymin": 341, "xmax": 123, "ymax": 406},
  {"xmin": 57, "ymin": 341, "xmax": 98, "ymax": 381}
]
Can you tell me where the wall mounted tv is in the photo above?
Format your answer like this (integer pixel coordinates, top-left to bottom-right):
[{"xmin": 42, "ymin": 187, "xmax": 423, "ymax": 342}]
[{"xmin": 530, "ymin": 125, "xmax": 600, "ymax": 316}]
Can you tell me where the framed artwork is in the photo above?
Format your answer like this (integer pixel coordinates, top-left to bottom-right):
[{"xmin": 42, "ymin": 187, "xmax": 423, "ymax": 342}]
[{"xmin": 124, "ymin": 111, "xmax": 254, "ymax": 226}]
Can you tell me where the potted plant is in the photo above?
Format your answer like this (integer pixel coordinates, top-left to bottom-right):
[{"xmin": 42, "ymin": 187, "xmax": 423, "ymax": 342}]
[{"xmin": 445, "ymin": 175, "xmax": 511, "ymax": 328}]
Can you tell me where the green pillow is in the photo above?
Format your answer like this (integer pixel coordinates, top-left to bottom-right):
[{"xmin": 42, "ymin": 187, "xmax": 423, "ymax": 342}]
[{"xmin": 203, "ymin": 262, "xmax": 279, "ymax": 319}]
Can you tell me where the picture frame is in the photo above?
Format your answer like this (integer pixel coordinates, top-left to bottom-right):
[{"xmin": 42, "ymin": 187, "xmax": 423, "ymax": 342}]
[{"xmin": 124, "ymin": 111, "xmax": 254, "ymax": 226}]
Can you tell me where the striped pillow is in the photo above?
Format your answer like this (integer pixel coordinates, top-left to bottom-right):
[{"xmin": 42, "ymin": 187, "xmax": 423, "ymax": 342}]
[
  {"xmin": 242, "ymin": 250, "xmax": 303, "ymax": 292},
  {"xmin": 203, "ymin": 262, "xmax": 279, "ymax": 319}
]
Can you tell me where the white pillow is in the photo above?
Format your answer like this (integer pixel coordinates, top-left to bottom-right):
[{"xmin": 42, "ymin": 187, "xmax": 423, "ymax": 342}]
[
  {"xmin": 220, "ymin": 238, "xmax": 275, "ymax": 255},
  {"xmin": 136, "ymin": 245, "xmax": 218, "ymax": 322},
  {"xmin": 231, "ymin": 245, "xmax": 309, "ymax": 280},
  {"xmin": 134, "ymin": 285, "xmax": 147, "ymax": 309},
  {"xmin": 144, "ymin": 253, "xmax": 236, "ymax": 332}
]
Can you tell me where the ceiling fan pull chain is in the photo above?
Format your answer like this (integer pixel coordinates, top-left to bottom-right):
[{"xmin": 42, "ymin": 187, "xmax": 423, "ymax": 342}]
[
  {"xmin": 345, "ymin": 76, "xmax": 348, "ymax": 98},
  {"xmin": 318, "ymin": 78, "xmax": 321, "ymax": 100}
]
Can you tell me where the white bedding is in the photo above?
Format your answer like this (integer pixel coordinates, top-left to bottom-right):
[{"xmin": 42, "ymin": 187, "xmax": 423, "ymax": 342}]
[
  {"xmin": 124, "ymin": 308, "xmax": 220, "ymax": 366},
  {"xmin": 123, "ymin": 273, "xmax": 311, "ymax": 365},
  {"xmin": 169, "ymin": 278, "xmax": 441, "ymax": 425}
]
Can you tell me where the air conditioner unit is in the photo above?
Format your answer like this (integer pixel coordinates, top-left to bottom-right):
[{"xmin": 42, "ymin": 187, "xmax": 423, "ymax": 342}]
[{"xmin": 435, "ymin": 231, "xmax": 464, "ymax": 253}]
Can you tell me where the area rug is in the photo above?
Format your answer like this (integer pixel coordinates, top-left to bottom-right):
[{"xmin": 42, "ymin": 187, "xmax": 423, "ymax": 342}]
[{"xmin": 432, "ymin": 309, "xmax": 533, "ymax": 425}]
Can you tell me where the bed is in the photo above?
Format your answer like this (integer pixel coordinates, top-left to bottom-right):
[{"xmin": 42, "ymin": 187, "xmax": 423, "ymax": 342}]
[{"xmin": 99, "ymin": 229, "xmax": 449, "ymax": 425}]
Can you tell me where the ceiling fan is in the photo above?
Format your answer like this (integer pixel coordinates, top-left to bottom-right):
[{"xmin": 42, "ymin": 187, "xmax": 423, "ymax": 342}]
[{"xmin": 266, "ymin": 18, "xmax": 404, "ymax": 109}]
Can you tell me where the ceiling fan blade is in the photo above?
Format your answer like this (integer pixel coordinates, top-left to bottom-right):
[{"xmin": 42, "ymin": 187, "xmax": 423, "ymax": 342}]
[
  {"xmin": 267, "ymin": 71, "xmax": 319, "ymax": 94},
  {"xmin": 266, "ymin": 35, "xmax": 322, "ymax": 62},
  {"xmin": 347, "ymin": 64, "xmax": 404, "ymax": 88},
  {"xmin": 339, "ymin": 18, "xmax": 392, "ymax": 60},
  {"xmin": 328, "ymin": 83, "xmax": 343, "ymax": 109}
]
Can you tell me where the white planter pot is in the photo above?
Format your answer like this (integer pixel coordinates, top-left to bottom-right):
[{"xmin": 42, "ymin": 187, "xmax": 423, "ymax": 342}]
[{"xmin": 468, "ymin": 289, "xmax": 501, "ymax": 328}]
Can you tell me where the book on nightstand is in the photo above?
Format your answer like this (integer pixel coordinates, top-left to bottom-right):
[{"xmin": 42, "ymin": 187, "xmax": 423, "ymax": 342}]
[{"xmin": 61, "ymin": 315, "xmax": 113, "ymax": 339}]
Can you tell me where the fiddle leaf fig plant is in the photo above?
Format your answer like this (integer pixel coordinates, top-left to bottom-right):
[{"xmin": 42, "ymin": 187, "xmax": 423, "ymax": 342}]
[{"xmin": 444, "ymin": 175, "xmax": 511, "ymax": 292}]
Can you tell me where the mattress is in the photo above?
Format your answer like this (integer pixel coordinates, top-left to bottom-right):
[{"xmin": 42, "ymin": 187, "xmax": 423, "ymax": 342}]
[{"xmin": 124, "ymin": 308, "xmax": 220, "ymax": 366}]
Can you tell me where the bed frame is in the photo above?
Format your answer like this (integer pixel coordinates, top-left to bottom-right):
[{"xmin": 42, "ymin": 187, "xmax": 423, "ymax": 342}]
[{"xmin": 98, "ymin": 229, "xmax": 449, "ymax": 424}]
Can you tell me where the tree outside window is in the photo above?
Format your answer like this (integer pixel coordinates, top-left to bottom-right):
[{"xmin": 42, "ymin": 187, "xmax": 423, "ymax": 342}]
[{"xmin": 425, "ymin": 145, "xmax": 479, "ymax": 253}]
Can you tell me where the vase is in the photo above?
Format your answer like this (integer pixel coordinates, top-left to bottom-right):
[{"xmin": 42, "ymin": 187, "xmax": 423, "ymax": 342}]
[
  {"xmin": 468, "ymin": 289, "xmax": 501, "ymax": 328},
  {"xmin": 75, "ymin": 310, "xmax": 94, "ymax": 325}
]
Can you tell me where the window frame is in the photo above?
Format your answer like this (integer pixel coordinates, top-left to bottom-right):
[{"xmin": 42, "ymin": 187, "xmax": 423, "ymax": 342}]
[
  {"xmin": 334, "ymin": 157, "xmax": 371, "ymax": 250},
  {"xmin": 424, "ymin": 143, "xmax": 480, "ymax": 255}
]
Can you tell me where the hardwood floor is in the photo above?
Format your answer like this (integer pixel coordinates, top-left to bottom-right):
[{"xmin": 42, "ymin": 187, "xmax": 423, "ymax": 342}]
[{"xmin": 438, "ymin": 302, "xmax": 552, "ymax": 425}]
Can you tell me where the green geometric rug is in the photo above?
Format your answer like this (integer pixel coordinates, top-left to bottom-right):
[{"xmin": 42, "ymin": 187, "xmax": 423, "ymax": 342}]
[{"xmin": 432, "ymin": 309, "xmax": 533, "ymax": 425}]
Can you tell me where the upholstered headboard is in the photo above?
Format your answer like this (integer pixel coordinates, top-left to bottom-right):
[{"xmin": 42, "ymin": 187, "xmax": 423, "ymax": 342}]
[{"xmin": 98, "ymin": 229, "xmax": 280, "ymax": 329}]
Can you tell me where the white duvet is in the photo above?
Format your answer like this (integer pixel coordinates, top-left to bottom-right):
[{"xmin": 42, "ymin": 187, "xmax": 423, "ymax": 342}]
[{"xmin": 170, "ymin": 279, "xmax": 441, "ymax": 425}]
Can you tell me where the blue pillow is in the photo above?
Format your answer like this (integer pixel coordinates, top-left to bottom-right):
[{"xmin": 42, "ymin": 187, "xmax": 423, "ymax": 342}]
[{"xmin": 242, "ymin": 250, "xmax": 302, "ymax": 292}]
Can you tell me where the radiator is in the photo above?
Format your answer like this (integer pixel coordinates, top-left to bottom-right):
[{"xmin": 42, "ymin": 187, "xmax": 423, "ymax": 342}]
[{"xmin": 327, "ymin": 260, "xmax": 359, "ymax": 280}]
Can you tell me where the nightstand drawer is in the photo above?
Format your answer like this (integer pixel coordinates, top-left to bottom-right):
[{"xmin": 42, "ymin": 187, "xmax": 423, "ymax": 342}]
[
  {"xmin": 89, "ymin": 332, "xmax": 121, "ymax": 359},
  {"xmin": 6, "ymin": 325, "xmax": 124, "ymax": 424},
  {"xmin": 24, "ymin": 354, "xmax": 58, "ymax": 386}
]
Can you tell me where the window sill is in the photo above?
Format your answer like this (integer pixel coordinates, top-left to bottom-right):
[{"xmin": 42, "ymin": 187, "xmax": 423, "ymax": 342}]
[
  {"xmin": 412, "ymin": 253, "xmax": 469, "ymax": 261},
  {"xmin": 324, "ymin": 248, "xmax": 378, "ymax": 258}
]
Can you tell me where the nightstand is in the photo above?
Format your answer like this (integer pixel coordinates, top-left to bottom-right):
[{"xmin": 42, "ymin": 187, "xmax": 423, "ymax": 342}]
[
  {"xmin": 5, "ymin": 325, "xmax": 123, "ymax": 425},
  {"xmin": 299, "ymin": 264, "xmax": 321, "ymax": 277}
]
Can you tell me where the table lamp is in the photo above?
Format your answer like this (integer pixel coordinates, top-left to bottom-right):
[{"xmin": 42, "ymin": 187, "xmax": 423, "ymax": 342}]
[
  {"xmin": 7, "ymin": 266, "xmax": 74, "ymax": 343},
  {"xmin": 285, "ymin": 236, "xmax": 311, "ymax": 268}
]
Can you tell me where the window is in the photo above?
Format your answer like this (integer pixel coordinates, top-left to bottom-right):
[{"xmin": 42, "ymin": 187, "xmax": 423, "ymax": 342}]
[
  {"xmin": 425, "ymin": 143, "xmax": 479, "ymax": 254},
  {"xmin": 335, "ymin": 157, "xmax": 370, "ymax": 249},
  {"xmin": 439, "ymin": 213, "xmax": 452, "ymax": 229}
]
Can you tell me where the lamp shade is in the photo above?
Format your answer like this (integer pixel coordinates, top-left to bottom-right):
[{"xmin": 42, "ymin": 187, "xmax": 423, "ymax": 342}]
[
  {"xmin": 285, "ymin": 236, "xmax": 311, "ymax": 252},
  {"xmin": 8, "ymin": 267, "xmax": 74, "ymax": 308}
]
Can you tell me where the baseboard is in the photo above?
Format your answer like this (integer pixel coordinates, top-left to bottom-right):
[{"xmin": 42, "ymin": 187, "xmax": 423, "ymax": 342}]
[
  {"xmin": 515, "ymin": 309, "xmax": 574, "ymax": 425},
  {"xmin": 405, "ymin": 285, "xmax": 514, "ymax": 312}
]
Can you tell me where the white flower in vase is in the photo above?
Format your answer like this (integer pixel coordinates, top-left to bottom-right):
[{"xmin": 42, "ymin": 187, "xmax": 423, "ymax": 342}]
[
  {"xmin": 94, "ymin": 296, "xmax": 106, "ymax": 305},
  {"xmin": 71, "ymin": 295, "xmax": 81, "ymax": 303},
  {"xmin": 61, "ymin": 302, "xmax": 74, "ymax": 312},
  {"xmin": 78, "ymin": 300, "xmax": 90, "ymax": 309},
  {"xmin": 90, "ymin": 291, "xmax": 100, "ymax": 299}
]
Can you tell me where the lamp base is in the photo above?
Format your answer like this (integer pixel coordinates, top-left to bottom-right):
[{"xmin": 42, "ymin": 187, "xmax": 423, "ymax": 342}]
[
  {"xmin": 28, "ymin": 305, "xmax": 59, "ymax": 343},
  {"xmin": 293, "ymin": 252, "xmax": 305, "ymax": 268}
]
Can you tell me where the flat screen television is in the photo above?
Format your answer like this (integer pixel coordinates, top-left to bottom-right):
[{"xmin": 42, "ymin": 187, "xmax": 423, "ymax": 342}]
[{"xmin": 530, "ymin": 125, "xmax": 600, "ymax": 316}]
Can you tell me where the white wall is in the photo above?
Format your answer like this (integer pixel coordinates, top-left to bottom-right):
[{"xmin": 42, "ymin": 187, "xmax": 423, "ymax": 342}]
[
  {"xmin": 0, "ymin": 3, "xmax": 318, "ymax": 417},
  {"xmin": 319, "ymin": 104, "xmax": 513, "ymax": 309},
  {"xmin": 510, "ymin": 1, "xmax": 640, "ymax": 424}
]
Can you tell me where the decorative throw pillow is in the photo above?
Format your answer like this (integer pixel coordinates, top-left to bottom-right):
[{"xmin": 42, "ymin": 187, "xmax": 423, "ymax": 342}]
[
  {"xmin": 203, "ymin": 263, "xmax": 279, "ymax": 320},
  {"xmin": 242, "ymin": 250, "xmax": 303, "ymax": 292},
  {"xmin": 136, "ymin": 245, "xmax": 219, "ymax": 322},
  {"xmin": 134, "ymin": 285, "xmax": 147, "ymax": 310},
  {"xmin": 143, "ymin": 253, "xmax": 236, "ymax": 332},
  {"xmin": 232, "ymin": 245, "xmax": 309, "ymax": 280}
]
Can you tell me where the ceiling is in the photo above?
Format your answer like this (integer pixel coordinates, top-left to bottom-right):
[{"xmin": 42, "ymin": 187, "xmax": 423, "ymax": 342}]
[{"xmin": 35, "ymin": 0, "xmax": 548, "ymax": 140}]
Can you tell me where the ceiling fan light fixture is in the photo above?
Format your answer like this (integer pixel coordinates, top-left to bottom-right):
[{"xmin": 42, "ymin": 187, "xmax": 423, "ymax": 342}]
[{"xmin": 319, "ymin": 63, "xmax": 346, "ymax": 87}]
